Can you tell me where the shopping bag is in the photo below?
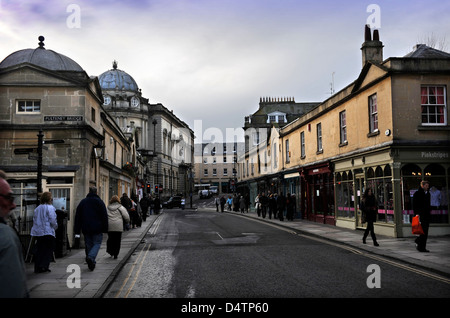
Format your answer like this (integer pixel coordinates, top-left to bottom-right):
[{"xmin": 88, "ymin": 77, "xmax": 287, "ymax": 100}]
[{"xmin": 412, "ymin": 215, "xmax": 424, "ymax": 235}]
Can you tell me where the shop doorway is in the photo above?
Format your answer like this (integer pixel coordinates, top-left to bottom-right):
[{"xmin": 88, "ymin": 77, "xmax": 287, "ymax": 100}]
[{"xmin": 355, "ymin": 175, "xmax": 366, "ymax": 228}]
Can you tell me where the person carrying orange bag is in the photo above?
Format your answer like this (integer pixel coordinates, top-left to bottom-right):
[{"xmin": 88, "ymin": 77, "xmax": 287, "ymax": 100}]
[
  {"xmin": 412, "ymin": 181, "xmax": 431, "ymax": 252},
  {"xmin": 411, "ymin": 215, "xmax": 424, "ymax": 235}
]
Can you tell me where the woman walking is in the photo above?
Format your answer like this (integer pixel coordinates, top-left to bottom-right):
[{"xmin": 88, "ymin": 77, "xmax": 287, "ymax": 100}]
[
  {"xmin": 361, "ymin": 188, "xmax": 379, "ymax": 246},
  {"xmin": 106, "ymin": 195, "xmax": 130, "ymax": 259},
  {"xmin": 31, "ymin": 192, "xmax": 58, "ymax": 273}
]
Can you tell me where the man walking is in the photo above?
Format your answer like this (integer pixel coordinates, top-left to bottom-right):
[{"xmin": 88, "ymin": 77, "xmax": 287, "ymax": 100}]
[
  {"xmin": 74, "ymin": 186, "xmax": 108, "ymax": 270},
  {"xmin": 0, "ymin": 172, "xmax": 29, "ymax": 297},
  {"xmin": 413, "ymin": 180, "xmax": 431, "ymax": 252}
]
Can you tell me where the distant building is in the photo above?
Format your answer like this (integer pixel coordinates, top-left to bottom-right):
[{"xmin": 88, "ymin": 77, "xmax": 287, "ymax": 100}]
[
  {"xmin": 98, "ymin": 61, "xmax": 194, "ymax": 199},
  {"xmin": 194, "ymin": 142, "xmax": 244, "ymax": 194},
  {"xmin": 240, "ymin": 97, "xmax": 319, "ymax": 206}
]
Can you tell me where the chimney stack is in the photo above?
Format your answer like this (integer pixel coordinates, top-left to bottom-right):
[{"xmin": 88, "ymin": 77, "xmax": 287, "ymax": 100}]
[{"xmin": 361, "ymin": 24, "xmax": 383, "ymax": 67}]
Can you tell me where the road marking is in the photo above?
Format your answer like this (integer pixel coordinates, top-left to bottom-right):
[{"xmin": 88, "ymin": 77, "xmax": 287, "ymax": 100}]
[
  {"xmin": 231, "ymin": 213, "xmax": 450, "ymax": 285},
  {"xmin": 114, "ymin": 215, "xmax": 165, "ymax": 298},
  {"xmin": 148, "ymin": 213, "xmax": 164, "ymax": 236},
  {"xmin": 114, "ymin": 243, "xmax": 146, "ymax": 298},
  {"xmin": 114, "ymin": 243, "xmax": 152, "ymax": 298},
  {"xmin": 124, "ymin": 243, "xmax": 152, "ymax": 298},
  {"xmin": 362, "ymin": 252, "xmax": 450, "ymax": 285}
]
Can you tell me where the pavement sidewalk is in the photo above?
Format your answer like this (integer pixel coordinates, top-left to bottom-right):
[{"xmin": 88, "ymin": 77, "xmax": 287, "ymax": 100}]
[
  {"xmin": 25, "ymin": 214, "xmax": 160, "ymax": 298},
  {"xmin": 25, "ymin": 208, "xmax": 450, "ymax": 298}
]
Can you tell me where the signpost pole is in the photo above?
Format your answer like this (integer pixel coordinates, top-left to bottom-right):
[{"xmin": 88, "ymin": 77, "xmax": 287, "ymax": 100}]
[{"xmin": 37, "ymin": 129, "xmax": 43, "ymax": 202}]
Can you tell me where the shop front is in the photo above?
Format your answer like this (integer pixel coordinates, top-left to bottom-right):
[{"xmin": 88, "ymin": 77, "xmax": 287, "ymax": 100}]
[
  {"xmin": 334, "ymin": 149, "xmax": 396, "ymax": 236},
  {"xmin": 397, "ymin": 148, "xmax": 450, "ymax": 237},
  {"xmin": 333, "ymin": 147, "xmax": 450, "ymax": 238},
  {"xmin": 300, "ymin": 162, "xmax": 335, "ymax": 225},
  {"xmin": 5, "ymin": 167, "xmax": 78, "ymax": 255},
  {"xmin": 282, "ymin": 171, "xmax": 301, "ymax": 219}
]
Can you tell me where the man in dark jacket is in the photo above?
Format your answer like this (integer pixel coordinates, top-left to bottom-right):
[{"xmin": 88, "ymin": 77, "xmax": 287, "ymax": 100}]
[
  {"xmin": 74, "ymin": 186, "xmax": 108, "ymax": 270},
  {"xmin": 413, "ymin": 180, "xmax": 431, "ymax": 252}
]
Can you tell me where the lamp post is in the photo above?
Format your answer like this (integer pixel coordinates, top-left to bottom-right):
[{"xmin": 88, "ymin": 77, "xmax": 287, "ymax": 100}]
[
  {"xmin": 93, "ymin": 141, "xmax": 104, "ymax": 159},
  {"xmin": 152, "ymin": 119, "xmax": 159, "ymax": 197}
]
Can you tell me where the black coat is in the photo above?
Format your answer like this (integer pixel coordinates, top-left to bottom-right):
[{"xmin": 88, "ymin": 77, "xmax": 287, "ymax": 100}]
[
  {"xmin": 413, "ymin": 187, "xmax": 431, "ymax": 223},
  {"xmin": 74, "ymin": 193, "xmax": 108, "ymax": 235},
  {"xmin": 361, "ymin": 195, "xmax": 377, "ymax": 223}
]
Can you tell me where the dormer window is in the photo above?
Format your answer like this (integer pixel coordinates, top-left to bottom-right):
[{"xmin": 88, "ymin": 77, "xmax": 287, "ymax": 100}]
[{"xmin": 267, "ymin": 111, "xmax": 286, "ymax": 124}]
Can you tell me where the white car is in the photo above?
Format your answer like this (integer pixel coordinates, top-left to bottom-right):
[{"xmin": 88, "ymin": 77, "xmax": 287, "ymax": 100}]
[
  {"xmin": 209, "ymin": 186, "xmax": 218, "ymax": 195},
  {"xmin": 198, "ymin": 189, "xmax": 210, "ymax": 199}
]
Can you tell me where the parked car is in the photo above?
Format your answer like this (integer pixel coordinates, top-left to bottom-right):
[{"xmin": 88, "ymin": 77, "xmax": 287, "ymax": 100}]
[
  {"xmin": 209, "ymin": 186, "xmax": 218, "ymax": 195},
  {"xmin": 162, "ymin": 196, "xmax": 182, "ymax": 208},
  {"xmin": 198, "ymin": 189, "xmax": 210, "ymax": 199}
]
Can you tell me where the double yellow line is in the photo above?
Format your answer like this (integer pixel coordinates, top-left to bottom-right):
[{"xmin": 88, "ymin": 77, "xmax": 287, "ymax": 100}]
[
  {"xmin": 114, "ymin": 243, "xmax": 151, "ymax": 298},
  {"xmin": 114, "ymin": 214, "xmax": 165, "ymax": 298},
  {"xmin": 242, "ymin": 214, "xmax": 450, "ymax": 285}
]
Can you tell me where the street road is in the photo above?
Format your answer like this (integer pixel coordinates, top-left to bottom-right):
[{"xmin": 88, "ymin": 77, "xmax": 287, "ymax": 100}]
[{"xmin": 103, "ymin": 208, "xmax": 450, "ymax": 298}]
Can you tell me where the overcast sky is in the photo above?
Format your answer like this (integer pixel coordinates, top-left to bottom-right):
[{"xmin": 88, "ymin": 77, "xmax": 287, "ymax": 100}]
[{"xmin": 1, "ymin": 0, "xmax": 449, "ymax": 142}]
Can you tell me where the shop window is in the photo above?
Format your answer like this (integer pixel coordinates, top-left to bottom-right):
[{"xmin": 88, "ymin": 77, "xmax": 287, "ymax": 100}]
[
  {"xmin": 424, "ymin": 164, "xmax": 448, "ymax": 223},
  {"xmin": 49, "ymin": 188, "xmax": 71, "ymax": 220},
  {"xmin": 366, "ymin": 165, "xmax": 393, "ymax": 223},
  {"xmin": 384, "ymin": 165, "xmax": 391, "ymax": 176},
  {"xmin": 9, "ymin": 181, "xmax": 37, "ymax": 234},
  {"xmin": 367, "ymin": 167, "xmax": 374, "ymax": 179},
  {"xmin": 336, "ymin": 171, "xmax": 354, "ymax": 219},
  {"xmin": 375, "ymin": 166, "xmax": 383, "ymax": 177},
  {"xmin": 401, "ymin": 164, "xmax": 423, "ymax": 224}
]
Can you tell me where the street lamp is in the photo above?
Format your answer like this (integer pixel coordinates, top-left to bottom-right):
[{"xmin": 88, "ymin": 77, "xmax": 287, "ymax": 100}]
[
  {"xmin": 152, "ymin": 119, "xmax": 159, "ymax": 197},
  {"xmin": 94, "ymin": 142, "xmax": 104, "ymax": 159}
]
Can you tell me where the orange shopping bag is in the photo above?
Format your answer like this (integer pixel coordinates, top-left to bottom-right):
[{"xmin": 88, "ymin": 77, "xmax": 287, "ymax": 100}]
[{"xmin": 412, "ymin": 215, "xmax": 424, "ymax": 235}]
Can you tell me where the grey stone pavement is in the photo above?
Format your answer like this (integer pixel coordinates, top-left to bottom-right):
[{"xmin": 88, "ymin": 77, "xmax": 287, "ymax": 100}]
[{"xmin": 24, "ymin": 207, "xmax": 450, "ymax": 298}]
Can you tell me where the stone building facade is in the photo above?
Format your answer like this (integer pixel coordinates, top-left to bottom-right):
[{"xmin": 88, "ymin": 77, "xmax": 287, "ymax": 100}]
[
  {"xmin": 237, "ymin": 27, "xmax": 450, "ymax": 237},
  {"xmin": 0, "ymin": 37, "xmax": 134, "ymax": 247}
]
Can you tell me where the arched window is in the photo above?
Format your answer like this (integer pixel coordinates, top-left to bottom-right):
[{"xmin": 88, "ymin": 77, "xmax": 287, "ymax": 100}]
[
  {"xmin": 375, "ymin": 166, "xmax": 383, "ymax": 177},
  {"xmin": 384, "ymin": 165, "xmax": 391, "ymax": 176},
  {"xmin": 401, "ymin": 163, "xmax": 421, "ymax": 177},
  {"xmin": 366, "ymin": 167, "xmax": 374, "ymax": 179}
]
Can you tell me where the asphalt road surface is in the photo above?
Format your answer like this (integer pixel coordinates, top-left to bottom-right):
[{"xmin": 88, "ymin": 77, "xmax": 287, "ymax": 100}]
[{"xmin": 103, "ymin": 208, "xmax": 450, "ymax": 299}]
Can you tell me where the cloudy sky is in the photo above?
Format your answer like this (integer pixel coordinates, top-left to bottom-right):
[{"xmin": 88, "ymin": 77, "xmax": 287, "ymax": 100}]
[{"xmin": 1, "ymin": 0, "xmax": 449, "ymax": 142}]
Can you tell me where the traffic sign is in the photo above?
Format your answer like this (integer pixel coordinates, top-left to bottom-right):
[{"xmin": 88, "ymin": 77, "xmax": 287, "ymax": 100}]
[{"xmin": 14, "ymin": 148, "xmax": 36, "ymax": 154}]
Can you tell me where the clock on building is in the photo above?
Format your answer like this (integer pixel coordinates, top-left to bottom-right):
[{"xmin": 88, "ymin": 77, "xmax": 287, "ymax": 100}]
[
  {"xmin": 131, "ymin": 96, "xmax": 140, "ymax": 107},
  {"xmin": 103, "ymin": 95, "xmax": 111, "ymax": 106}
]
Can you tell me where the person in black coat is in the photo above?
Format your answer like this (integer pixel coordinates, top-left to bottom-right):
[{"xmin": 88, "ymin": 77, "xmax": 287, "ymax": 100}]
[
  {"xmin": 140, "ymin": 195, "xmax": 149, "ymax": 221},
  {"xmin": 361, "ymin": 188, "xmax": 379, "ymax": 246},
  {"xmin": 277, "ymin": 193, "xmax": 286, "ymax": 221},
  {"xmin": 413, "ymin": 181, "xmax": 431, "ymax": 252},
  {"xmin": 74, "ymin": 186, "xmax": 108, "ymax": 271}
]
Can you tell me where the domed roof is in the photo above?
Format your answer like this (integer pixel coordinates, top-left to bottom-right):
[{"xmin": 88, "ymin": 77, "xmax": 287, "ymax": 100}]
[
  {"xmin": 0, "ymin": 36, "xmax": 84, "ymax": 72},
  {"xmin": 98, "ymin": 61, "xmax": 139, "ymax": 92}
]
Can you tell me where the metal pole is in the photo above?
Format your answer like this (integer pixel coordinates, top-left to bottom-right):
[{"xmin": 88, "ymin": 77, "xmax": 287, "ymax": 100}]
[{"xmin": 37, "ymin": 128, "xmax": 43, "ymax": 202}]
